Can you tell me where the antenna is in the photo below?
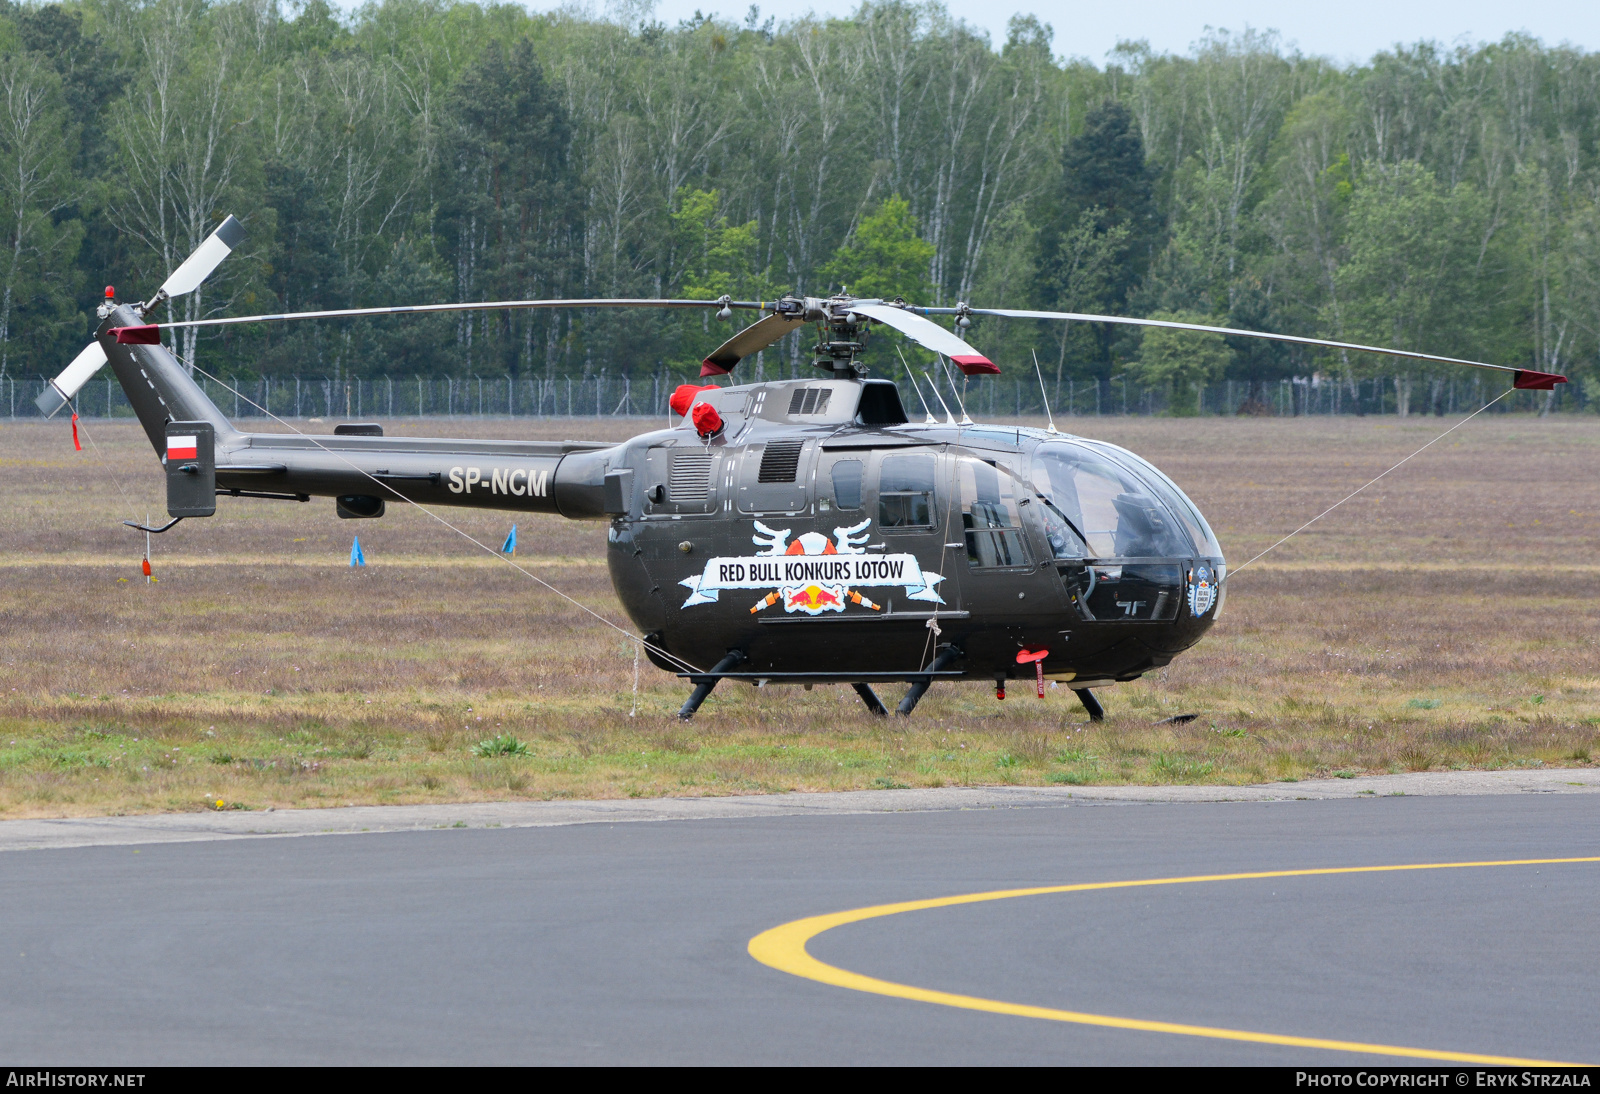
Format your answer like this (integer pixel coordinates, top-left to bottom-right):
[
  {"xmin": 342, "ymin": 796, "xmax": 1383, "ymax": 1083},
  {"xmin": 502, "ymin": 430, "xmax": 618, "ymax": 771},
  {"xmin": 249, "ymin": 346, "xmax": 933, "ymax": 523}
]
[
  {"xmin": 1031, "ymin": 349, "xmax": 1059, "ymax": 434},
  {"xmin": 937, "ymin": 355, "xmax": 973, "ymax": 426},
  {"xmin": 922, "ymin": 370, "xmax": 957, "ymax": 424},
  {"xmin": 896, "ymin": 346, "xmax": 938, "ymax": 423}
]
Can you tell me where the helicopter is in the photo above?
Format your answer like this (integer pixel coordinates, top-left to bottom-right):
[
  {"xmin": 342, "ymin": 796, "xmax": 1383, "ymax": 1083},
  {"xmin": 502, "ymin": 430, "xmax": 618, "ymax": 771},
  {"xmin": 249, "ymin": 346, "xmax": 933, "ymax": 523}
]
[{"xmin": 36, "ymin": 216, "xmax": 1566, "ymax": 720}]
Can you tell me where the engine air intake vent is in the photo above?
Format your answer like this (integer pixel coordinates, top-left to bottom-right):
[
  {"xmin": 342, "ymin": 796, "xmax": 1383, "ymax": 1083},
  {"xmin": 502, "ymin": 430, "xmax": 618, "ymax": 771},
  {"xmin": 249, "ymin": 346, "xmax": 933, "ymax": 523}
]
[
  {"xmin": 668, "ymin": 450, "xmax": 715, "ymax": 501},
  {"xmin": 787, "ymin": 387, "xmax": 832, "ymax": 415},
  {"xmin": 757, "ymin": 441, "xmax": 804, "ymax": 483}
]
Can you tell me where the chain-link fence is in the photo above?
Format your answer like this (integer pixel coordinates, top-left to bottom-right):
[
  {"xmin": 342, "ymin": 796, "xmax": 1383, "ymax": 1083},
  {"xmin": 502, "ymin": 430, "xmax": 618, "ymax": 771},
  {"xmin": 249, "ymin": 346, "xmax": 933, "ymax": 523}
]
[{"xmin": 1, "ymin": 371, "xmax": 1585, "ymax": 421}]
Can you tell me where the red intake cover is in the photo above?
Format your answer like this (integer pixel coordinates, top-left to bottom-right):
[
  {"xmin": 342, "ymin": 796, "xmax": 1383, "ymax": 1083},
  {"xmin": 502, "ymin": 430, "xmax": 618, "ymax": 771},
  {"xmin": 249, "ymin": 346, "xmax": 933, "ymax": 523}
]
[
  {"xmin": 691, "ymin": 401, "xmax": 724, "ymax": 437},
  {"xmin": 670, "ymin": 383, "xmax": 717, "ymax": 417},
  {"xmin": 113, "ymin": 325, "xmax": 162, "ymax": 345},
  {"xmin": 1015, "ymin": 649, "xmax": 1048, "ymax": 664}
]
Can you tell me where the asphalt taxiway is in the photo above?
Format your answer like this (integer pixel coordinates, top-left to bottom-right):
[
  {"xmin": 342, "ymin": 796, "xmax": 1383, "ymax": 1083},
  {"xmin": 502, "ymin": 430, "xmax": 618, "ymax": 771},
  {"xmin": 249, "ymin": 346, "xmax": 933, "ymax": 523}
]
[{"xmin": 1, "ymin": 774, "xmax": 1596, "ymax": 1065}]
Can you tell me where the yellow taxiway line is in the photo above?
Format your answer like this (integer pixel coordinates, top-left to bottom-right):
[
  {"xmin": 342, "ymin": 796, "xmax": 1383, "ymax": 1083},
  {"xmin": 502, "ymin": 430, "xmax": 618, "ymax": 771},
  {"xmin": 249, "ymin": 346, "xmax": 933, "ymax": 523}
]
[{"xmin": 749, "ymin": 857, "xmax": 1600, "ymax": 1066}]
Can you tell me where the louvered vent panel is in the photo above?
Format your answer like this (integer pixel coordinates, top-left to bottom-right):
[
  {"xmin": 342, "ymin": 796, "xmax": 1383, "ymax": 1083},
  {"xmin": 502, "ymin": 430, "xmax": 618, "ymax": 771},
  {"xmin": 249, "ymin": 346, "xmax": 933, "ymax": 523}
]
[
  {"xmin": 668, "ymin": 451, "xmax": 715, "ymax": 500},
  {"xmin": 758, "ymin": 441, "xmax": 804, "ymax": 483},
  {"xmin": 786, "ymin": 387, "xmax": 833, "ymax": 415}
]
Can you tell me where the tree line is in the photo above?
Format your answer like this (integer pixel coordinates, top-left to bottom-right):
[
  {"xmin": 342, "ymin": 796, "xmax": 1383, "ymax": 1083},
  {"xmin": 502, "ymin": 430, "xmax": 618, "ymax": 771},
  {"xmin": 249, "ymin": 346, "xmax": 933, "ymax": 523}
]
[{"xmin": 1, "ymin": 0, "xmax": 1598, "ymax": 415}]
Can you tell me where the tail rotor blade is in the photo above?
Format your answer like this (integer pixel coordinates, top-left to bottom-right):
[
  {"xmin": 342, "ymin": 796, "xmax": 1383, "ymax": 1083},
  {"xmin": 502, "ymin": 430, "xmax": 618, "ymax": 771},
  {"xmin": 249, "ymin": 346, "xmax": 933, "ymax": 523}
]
[
  {"xmin": 158, "ymin": 214, "xmax": 246, "ymax": 300},
  {"xmin": 36, "ymin": 342, "xmax": 109, "ymax": 418}
]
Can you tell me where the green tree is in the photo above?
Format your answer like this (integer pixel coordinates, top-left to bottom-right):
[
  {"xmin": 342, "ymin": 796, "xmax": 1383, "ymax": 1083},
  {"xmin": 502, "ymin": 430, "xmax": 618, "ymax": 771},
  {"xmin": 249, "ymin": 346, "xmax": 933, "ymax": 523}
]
[
  {"xmin": 1039, "ymin": 99, "xmax": 1157, "ymax": 376},
  {"xmin": 1132, "ymin": 312, "xmax": 1230, "ymax": 415},
  {"xmin": 254, "ymin": 161, "xmax": 339, "ymax": 375},
  {"xmin": 1335, "ymin": 161, "xmax": 1496, "ymax": 415},
  {"xmin": 967, "ymin": 203, "xmax": 1038, "ymax": 374},
  {"xmin": 1223, "ymin": 276, "xmax": 1294, "ymax": 409},
  {"xmin": 0, "ymin": 49, "xmax": 80, "ymax": 378},
  {"xmin": 821, "ymin": 195, "xmax": 934, "ymax": 302},
  {"xmin": 1040, "ymin": 208, "xmax": 1128, "ymax": 388},
  {"xmin": 671, "ymin": 187, "xmax": 775, "ymax": 301},
  {"xmin": 439, "ymin": 37, "xmax": 577, "ymax": 378}
]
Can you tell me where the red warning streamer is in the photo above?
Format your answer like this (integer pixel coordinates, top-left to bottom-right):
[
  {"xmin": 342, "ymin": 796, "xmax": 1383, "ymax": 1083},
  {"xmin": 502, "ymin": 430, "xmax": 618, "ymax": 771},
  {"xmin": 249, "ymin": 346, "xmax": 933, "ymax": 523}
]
[
  {"xmin": 1017, "ymin": 649, "xmax": 1049, "ymax": 698},
  {"xmin": 71, "ymin": 412, "xmax": 81, "ymax": 452}
]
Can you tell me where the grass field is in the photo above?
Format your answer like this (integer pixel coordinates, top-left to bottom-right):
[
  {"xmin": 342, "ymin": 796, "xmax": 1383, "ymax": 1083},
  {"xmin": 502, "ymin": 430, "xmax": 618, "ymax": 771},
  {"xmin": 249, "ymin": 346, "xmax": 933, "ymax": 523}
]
[{"xmin": 1, "ymin": 411, "xmax": 1596, "ymax": 818}]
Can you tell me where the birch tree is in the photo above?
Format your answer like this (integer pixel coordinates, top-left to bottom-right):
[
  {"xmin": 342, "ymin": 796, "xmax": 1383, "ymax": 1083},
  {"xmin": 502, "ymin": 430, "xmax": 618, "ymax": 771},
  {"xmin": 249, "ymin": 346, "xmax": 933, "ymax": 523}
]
[{"xmin": 0, "ymin": 51, "xmax": 78, "ymax": 378}]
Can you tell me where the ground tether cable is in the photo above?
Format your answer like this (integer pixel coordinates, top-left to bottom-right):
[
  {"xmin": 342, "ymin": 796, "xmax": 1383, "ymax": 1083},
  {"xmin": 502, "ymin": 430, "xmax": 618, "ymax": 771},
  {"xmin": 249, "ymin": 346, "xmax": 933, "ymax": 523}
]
[
  {"xmin": 1223, "ymin": 386, "xmax": 1514, "ymax": 582},
  {"xmin": 70, "ymin": 402, "xmax": 149, "ymax": 531},
  {"xmin": 181, "ymin": 359, "xmax": 705, "ymax": 676},
  {"xmin": 918, "ymin": 356, "xmax": 967, "ymax": 676}
]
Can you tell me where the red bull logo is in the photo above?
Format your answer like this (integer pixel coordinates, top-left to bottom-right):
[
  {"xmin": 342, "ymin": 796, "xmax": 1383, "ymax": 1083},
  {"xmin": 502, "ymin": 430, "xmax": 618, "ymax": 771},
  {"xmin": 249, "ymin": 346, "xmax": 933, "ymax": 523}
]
[{"xmin": 786, "ymin": 584, "xmax": 844, "ymax": 611}]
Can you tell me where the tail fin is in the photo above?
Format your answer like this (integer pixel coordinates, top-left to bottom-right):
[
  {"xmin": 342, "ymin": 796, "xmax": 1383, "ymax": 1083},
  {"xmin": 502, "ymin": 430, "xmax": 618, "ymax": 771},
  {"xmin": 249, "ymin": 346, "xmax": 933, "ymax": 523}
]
[{"xmin": 98, "ymin": 302, "xmax": 234, "ymax": 458}]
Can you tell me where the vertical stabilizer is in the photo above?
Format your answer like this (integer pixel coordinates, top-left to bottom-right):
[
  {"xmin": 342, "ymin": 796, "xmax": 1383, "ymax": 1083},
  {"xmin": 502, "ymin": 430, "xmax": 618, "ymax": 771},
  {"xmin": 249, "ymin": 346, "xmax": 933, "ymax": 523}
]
[{"xmin": 98, "ymin": 303, "xmax": 234, "ymax": 457}]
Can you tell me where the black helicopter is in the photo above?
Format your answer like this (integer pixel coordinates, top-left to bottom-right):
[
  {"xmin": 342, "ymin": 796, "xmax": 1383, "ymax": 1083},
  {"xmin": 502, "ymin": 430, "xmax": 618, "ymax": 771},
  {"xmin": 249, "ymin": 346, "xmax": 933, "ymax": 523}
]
[{"xmin": 37, "ymin": 216, "xmax": 1565, "ymax": 720}]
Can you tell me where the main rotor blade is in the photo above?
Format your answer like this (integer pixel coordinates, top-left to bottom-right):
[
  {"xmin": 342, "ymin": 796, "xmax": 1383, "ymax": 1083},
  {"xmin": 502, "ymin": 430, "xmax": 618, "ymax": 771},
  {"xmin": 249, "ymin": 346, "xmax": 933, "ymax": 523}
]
[
  {"xmin": 159, "ymin": 215, "xmax": 246, "ymax": 299},
  {"xmin": 35, "ymin": 342, "xmax": 109, "ymax": 418},
  {"xmin": 700, "ymin": 312, "xmax": 806, "ymax": 376},
  {"xmin": 114, "ymin": 297, "xmax": 767, "ymax": 343},
  {"xmin": 920, "ymin": 306, "xmax": 1565, "ymax": 389},
  {"xmin": 850, "ymin": 304, "xmax": 996, "ymax": 374}
]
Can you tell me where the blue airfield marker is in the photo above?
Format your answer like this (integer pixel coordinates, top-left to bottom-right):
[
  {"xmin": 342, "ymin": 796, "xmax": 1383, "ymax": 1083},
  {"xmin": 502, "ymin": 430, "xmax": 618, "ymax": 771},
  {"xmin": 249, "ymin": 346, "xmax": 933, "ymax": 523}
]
[
  {"xmin": 350, "ymin": 536, "xmax": 366, "ymax": 567},
  {"xmin": 502, "ymin": 524, "xmax": 517, "ymax": 555}
]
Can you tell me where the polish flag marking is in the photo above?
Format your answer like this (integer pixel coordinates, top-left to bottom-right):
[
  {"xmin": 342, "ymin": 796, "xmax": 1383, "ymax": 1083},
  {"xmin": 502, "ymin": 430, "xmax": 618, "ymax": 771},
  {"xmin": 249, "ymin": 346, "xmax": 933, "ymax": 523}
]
[{"xmin": 167, "ymin": 436, "xmax": 198, "ymax": 460}]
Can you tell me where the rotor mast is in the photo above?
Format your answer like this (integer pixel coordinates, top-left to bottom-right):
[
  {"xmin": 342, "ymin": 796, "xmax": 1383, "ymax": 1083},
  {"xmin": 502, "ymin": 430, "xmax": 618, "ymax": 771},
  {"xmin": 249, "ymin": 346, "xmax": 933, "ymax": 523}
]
[{"xmin": 770, "ymin": 294, "xmax": 876, "ymax": 378}]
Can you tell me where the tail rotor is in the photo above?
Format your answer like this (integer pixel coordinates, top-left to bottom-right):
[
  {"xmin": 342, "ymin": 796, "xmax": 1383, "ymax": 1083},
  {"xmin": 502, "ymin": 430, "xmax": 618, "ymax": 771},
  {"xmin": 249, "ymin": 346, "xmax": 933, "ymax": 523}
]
[{"xmin": 35, "ymin": 215, "xmax": 246, "ymax": 418}]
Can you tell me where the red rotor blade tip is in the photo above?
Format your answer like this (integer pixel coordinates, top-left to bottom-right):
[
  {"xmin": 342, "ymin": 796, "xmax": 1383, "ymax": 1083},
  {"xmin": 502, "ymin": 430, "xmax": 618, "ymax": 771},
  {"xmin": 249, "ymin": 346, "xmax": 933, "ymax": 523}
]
[
  {"xmin": 1513, "ymin": 369, "xmax": 1565, "ymax": 390},
  {"xmin": 951, "ymin": 354, "xmax": 999, "ymax": 376},
  {"xmin": 698, "ymin": 358, "xmax": 733, "ymax": 377},
  {"xmin": 113, "ymin": 325, "xmax": 161, "ymax": 345}
]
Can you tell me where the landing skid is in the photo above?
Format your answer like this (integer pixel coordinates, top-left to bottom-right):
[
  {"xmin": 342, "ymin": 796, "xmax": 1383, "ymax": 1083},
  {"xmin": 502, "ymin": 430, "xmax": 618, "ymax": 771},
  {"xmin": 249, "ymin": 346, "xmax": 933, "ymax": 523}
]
[
  {"xmin": 1074, "ymin": 688, "xmax": 1105, "ymax": 722},
  {"xmin": 671, "ymin": 663, "xmax": 963, "ymax": 720},
  {"xmin": 677, "ymin": 651, "xmax": 746, "ymax": 720},
  {"xmin": 852, "ymin": 682, "xmax": 888, "ymax": 717},
  {"xmin": 895, "ymin": 646, "xmax": 964, "ymax": 716}
]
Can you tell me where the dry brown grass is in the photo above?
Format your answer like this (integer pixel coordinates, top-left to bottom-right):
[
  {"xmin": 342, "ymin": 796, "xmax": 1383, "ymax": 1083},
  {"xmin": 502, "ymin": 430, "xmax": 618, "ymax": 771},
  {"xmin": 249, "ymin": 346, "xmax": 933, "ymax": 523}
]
[{"xmin": 1, "ymin": 412, "xmax": 1597, "ymax": 817}]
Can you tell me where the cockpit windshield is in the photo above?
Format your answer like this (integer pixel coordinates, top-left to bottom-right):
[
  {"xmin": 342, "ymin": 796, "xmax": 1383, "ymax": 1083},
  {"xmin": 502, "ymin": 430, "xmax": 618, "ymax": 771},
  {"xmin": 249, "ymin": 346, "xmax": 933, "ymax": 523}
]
[
  {"xmin": 1030, "ymin": 441, "xmax": 1209, "ymax": 559},
  {"xmin": 1081, "ymin": 440, "xmax": 1224, "ymax": 560}
]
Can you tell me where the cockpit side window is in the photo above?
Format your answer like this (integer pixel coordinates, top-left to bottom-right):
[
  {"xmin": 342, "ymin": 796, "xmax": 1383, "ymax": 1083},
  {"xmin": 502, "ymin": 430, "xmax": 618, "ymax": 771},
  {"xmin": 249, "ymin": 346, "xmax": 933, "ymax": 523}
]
[
  {"xmin": 958, "ymin": 458, "xmax": 1030, "ymax": 568},
  {"xmin": 878, "ymin": 453, "xmax": 936, "ymax": 529},
  {"xmin": 1031, "ymin": 442, "xmax": 1193, "ymax": 558},
  {"xmin": 831, "ymin": 459, "xmax": 864, "ymax": 510}
]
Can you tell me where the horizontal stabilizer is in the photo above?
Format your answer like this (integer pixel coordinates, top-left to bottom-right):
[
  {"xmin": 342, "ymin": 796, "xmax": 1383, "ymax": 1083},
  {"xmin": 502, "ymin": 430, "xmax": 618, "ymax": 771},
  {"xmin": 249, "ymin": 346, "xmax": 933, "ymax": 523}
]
[{"xmin": 114, "ymin": 325, "xmax": 162, "ymax": 344}]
